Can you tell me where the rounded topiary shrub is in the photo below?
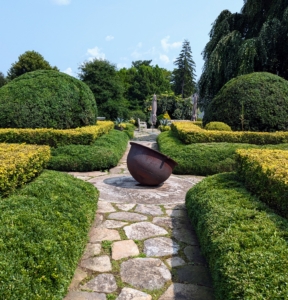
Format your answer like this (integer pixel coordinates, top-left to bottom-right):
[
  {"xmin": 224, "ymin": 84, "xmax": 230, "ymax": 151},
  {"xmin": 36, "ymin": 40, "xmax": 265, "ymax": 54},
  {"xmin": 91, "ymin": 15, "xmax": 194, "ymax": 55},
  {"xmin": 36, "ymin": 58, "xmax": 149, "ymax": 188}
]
[
  {"xmin": 0, "ymin": 70, "xmax": 97, "ymax": 129},
  {"xmin": 203, "ymin": 72, "xmax": 288, "ymax": 132},
  {"xmin": 204, "ymin": 122, "xmax": 232, "ymax": 131}
]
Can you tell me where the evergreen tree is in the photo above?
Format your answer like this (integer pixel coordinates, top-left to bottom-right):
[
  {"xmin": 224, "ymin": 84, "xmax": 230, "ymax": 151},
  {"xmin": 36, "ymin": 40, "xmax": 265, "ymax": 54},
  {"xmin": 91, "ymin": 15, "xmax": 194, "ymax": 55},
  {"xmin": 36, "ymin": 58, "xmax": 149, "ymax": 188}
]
[
  {"xmin": 172, "ymin": 40, "xmax": 196, "ymax": 98},
  {"xmin": 0, "ymin": 72, "xmax": 6, "ymax": 87},
  {"xmin": 199, "ymin": 0, "xmax": 288, "ymax": 110},
  {"xmin": 7, "ymin": 50, "xmax": 58, "ymax": 81}
]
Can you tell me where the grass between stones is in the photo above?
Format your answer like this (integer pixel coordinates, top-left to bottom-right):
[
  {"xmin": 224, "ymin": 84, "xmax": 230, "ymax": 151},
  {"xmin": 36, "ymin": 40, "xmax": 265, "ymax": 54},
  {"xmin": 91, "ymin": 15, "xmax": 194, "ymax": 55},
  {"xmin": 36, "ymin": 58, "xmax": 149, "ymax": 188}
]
[{"xmin": 0, "ymin": 170, "xmax": 98, "ymax": 299}]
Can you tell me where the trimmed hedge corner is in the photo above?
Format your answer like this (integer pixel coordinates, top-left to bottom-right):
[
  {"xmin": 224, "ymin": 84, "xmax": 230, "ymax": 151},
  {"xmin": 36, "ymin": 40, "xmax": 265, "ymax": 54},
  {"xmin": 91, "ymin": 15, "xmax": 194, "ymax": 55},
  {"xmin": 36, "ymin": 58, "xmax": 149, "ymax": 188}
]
[
  {"xmin": 186, "ymin": 172, "xmax": 288, "ymax": 299},
  {"xmin": 0, "ymin": 170, "xmax": 98, "ymax": 299},
  {"xmin": 48, "ymin": 129, "xmax": 129, "ymax": 171}
]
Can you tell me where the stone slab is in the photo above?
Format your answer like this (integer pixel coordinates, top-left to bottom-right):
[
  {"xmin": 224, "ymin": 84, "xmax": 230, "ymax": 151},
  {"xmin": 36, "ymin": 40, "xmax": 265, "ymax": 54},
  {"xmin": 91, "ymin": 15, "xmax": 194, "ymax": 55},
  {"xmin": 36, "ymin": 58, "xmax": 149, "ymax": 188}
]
[
  {"xmin": 112, "ymin": 240, "xmax": 139, "ymax": 260},
  {"xmin": 176, "ymin": 265, "xmax": 213, "ymax": 288},
  {"xmin": 115, "ymin": 204, "xmax": 136, "ymax": 211},
  {"xmin": 158, "ymin": 283, "xmax": 214, "ymax": 300},
  {"xmin": 82, "ymin": 274, "xmax": 117, "ymax": 293},
  {"xmin": 124, "ymin": 222, "xmax": 168, "ymax": 240},
  {"xmin": 89, "ymin": 228, "xmax": 121, "ymax": 243},
  {"xmin": 108, "ymin": 212, "xmax": 147, "ymax": 222},
  {"xmin": 184, "ymin": 245, "xmax": 207, "ymax": 265},
  {"xmin": 80, "ymin": 255, "xmax": 112, "ymax": 272},
  {"xmin": 152, "ymin": 217, "xmax": 173, "ymax": 229},
  {"xmin": 135, "ymin": 204, "xmax": 163, "ymax": 216},
  {"xmin": 97, "ymin": 201, "xmax": 116, "ymax": 213},
  {"xmin": 67, "ymin": 267, "xmax": 87, "ymax": 290},
  {"xmin": 82, "ymin": 243, "xmax": 101, "ymax": 260},
  {"xmin": 64, "ymin": 291, "xmax": 106, "ymax": 300},
  {"xmin": 172, "ymin": 227, "xmax": 199, "ymax": 245},
  {"xmin": 165, "ymin": 257, "xmax": 186, "ymax": 268},
  {"xmin": 88, "ymin": 174, "xmax": 203, "ymax": 205},
  {"xmin": 166, "ymin": 209, "xmax": 188, "ymax": 218},
  {"xmin": 100, "ymin": 220, "xmax": 128, "ymax": 229},
  {"xmin": 163, "ymin": 204, "xmax": 186, "ymax": 210},
  {"xmin": 120, "ymin": 258, "xmax": 171, "ymax": 290},
  {"xmin": 116, "ymin": 287, "xmax": 152, "ymax": 300},
  {"xmin": 144, "ymin": 237, "xmax": 179, "ymax": 257}
]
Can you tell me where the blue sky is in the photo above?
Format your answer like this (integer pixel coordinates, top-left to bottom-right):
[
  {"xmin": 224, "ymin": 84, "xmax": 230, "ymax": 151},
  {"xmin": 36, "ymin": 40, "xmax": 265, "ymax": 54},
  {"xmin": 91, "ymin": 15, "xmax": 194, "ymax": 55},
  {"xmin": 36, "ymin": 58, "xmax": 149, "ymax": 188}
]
[{"xmin": 1, "ymin": 0, "xmax": 243, "ymax": 80}]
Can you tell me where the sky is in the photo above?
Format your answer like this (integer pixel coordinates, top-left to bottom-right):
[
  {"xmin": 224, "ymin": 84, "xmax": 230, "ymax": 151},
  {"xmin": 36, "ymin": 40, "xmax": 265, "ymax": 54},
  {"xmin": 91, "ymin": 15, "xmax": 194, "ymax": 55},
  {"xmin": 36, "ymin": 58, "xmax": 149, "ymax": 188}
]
[{"xmin": 1, "ymin": 0, "xmax": 244, "ymax": 80}]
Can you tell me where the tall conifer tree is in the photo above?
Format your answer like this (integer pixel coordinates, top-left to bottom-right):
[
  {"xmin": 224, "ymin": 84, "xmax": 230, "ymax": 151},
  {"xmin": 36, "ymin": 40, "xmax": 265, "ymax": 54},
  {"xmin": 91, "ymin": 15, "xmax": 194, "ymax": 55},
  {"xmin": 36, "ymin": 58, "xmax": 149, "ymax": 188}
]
[{"xmin": 172, "ymin": 40, "xmax": 196, "ymax": 98}]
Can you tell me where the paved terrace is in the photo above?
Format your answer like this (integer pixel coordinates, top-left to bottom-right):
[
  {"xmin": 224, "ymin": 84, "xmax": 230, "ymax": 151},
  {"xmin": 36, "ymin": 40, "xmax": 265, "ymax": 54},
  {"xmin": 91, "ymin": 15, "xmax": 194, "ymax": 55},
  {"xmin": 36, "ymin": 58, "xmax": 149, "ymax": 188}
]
[{"xmin": 64, "ymin": 128, "xmax": 214, "ymax": 300}]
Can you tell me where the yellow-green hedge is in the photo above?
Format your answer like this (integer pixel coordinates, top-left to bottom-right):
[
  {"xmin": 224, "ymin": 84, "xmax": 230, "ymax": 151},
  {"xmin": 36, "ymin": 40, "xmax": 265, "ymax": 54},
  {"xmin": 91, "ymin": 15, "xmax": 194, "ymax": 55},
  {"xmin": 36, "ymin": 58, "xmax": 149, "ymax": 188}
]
[
  {"xmin": 0, "ymin": 121, "xmax": 114, "ymax": 147},
  {"xmin": 172, "ymin": 121, "xmax": 288, "ymax": 145},
  {"xmin": 0, "ymin": 143, "xmax": 51, "ymax": 196},
  {"xmin": 236, "ymin": 149, "xmax": 288, "ymax": 218}
]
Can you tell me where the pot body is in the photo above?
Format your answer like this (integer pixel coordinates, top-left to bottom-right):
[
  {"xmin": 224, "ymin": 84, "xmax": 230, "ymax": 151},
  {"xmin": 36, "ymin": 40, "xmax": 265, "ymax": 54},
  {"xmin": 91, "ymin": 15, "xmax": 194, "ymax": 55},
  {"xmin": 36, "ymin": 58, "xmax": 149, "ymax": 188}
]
[{"xmin": 127, "ymin": 142, "xmax": 178, "ymax": 186}]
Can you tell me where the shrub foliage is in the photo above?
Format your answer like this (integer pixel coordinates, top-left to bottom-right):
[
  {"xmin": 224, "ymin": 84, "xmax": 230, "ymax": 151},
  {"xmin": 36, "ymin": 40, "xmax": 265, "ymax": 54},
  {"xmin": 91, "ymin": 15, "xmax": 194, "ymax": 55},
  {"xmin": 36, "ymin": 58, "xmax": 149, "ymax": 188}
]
[
  {"xmin": 204, "ymin": 121, "xmax": 232, "ymax": 131},
  {"xmin": 0, "ymin": 70, "xmax": 97, "ymax": 129},
  {"xmin": 203, "ymin": 72, "xmax": 288, "ymax": 131}
]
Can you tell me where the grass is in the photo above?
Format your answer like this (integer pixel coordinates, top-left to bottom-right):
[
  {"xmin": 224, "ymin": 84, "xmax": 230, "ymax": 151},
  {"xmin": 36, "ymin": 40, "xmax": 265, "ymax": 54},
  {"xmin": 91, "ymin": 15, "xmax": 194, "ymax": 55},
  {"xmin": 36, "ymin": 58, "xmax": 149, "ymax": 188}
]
[
  {"xmin": 47, "ymin": 129, "xmax": 129, "ymax": 172},
  {"xmin": 157, "ymin": 131, "xmax": 288, "ymax": 176},
  {"xmin": 0, "ymin": 170, "xmax": 99, "ymax": 299}
]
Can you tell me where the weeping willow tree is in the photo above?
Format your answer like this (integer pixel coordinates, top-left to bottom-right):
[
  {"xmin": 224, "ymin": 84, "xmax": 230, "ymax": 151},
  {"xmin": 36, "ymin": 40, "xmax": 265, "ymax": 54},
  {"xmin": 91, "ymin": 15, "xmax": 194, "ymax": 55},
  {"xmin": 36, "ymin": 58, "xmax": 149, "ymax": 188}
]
[{"xmin": 199, "ymin": 0, "xmax": 288, "ymax": 110}]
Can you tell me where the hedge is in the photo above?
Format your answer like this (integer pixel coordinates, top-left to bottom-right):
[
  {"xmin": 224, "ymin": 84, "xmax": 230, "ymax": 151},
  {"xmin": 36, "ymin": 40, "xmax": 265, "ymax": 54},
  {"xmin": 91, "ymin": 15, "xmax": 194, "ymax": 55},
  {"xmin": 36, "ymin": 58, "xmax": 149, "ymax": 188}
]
[
  {"xmin": 48, "ymin": 129, "xmax": 129, "ymax": 172},
  {"xmin": 186, "ymin": 172, "xmax": 288, "ymax": 299},
  {"xmin": 157, "ymin": 131, "xmax": 288, "ymax": 176},
  {"xmin": 236, "ymin": 149, "xmax": 288, "ymax": 218},
  {"xmin": 0, "ymin": 121, "xmax": 114, "ymax": 147},
  {"xmin": 0, "ymin": 170, "xmax": 98, "ymax": 299},
  {"xmin": 0, "ymin": 143, "xmax": 50, "ymax": 196},
  {"xmin": 172, "ymin": 121, "xmax": 288, "ymax": 145}
]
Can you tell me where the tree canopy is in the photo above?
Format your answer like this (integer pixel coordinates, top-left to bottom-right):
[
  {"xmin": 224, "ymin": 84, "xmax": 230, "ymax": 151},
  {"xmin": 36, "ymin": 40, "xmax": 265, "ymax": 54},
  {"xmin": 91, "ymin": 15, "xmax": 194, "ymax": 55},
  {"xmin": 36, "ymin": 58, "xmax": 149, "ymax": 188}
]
[
  {"xmin": 171, "ymin": 40, "xmax": 196, "ymax": 98},
  {"xmin": 0, "ymin": 72, "xmax": 6, "ymax": 87},
  {"xmin": 7, "ymin": 50, "xmax": 58, "ymax": 81},
  {"xmin": 198, "ymin": 0, "xmax": 288, "ymax": 110}
]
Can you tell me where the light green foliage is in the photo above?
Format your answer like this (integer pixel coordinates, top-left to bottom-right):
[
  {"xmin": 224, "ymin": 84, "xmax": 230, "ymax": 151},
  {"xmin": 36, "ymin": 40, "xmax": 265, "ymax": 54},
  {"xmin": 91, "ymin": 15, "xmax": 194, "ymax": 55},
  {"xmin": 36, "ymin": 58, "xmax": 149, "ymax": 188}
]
[
  {"xmin": 186, "ymin": 172, "xmax": 288, "ymax": 299},
  {"xmin": 171, "ymin": 40, "xmax": 196, "ymax": 98},
  {"xmin": 0, "ymin": 170, "xmax": 98, "ymax": 299},
  {"xmin": 48, "ymin": 129, "xmax": 129, "ymax": 172},
  {"xmin": 0, "ymin": 70, "xmax": 97, "ymax": 129},
  {"xmin": 204, "ymin": 122, "xmax": 232, "ymax": 131},
  {"xmin": 157, "ymin": 130, "xmax": 288, "ymax": 176},
  {"xmin": 199, "ymin": 1, "xmax": 288, "ymax": 109},
  {"xmin": 7, "ymin": 50, "xmax": 59, "ymax": 80},
  {"xmin": 203, "ymin": 72, "xmax": 288, "ymax": 131}
]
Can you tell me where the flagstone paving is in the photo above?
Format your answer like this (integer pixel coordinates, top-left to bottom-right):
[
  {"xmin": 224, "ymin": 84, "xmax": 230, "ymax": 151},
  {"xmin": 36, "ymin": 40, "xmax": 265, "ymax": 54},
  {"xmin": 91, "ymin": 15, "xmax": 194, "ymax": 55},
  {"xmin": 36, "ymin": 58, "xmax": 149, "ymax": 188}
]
[{"xmin": 64, "ymin": 129, "xmax": 214, "ymax": 300}]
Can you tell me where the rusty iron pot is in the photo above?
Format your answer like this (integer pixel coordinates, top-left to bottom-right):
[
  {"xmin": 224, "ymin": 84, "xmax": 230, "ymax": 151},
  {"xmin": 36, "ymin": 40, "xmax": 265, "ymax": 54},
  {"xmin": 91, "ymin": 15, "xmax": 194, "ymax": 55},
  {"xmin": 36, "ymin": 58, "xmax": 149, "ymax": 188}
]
[{"xmin": 127, "ymin": 142, "xmax": 178, "ymax": 186}]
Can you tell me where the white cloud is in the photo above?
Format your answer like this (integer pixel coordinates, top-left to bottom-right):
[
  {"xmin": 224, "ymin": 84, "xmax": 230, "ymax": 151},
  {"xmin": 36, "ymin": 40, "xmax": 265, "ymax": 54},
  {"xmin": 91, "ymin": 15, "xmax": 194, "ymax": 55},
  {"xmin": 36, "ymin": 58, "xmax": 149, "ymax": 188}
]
[
  {"xmin": 161, "ymin": 36, "xmax": 182, "ymax": 52},
  {"xmin": 52, "ymin": 0, "xmax": 71, "ymax": 5},
  {"xmin": 105, "ymin": 35, "xmax": 114, "ymax": 41},
  {"xmin": 117, "ymin": 63, "xmax": 128, "ymax": 69},
  {"xmin": 87, "ymin": 46, "xmax": 105, "ymax": 61},
  {"xmin": 137, "ymin": 42, "xmax": 142, "ymax": 48},
  {"xmin": 159, "ymin": 54, "xmax": 170, "ymax": 64},
  {"xmin": 63, "ymin": 67, "xmax": 73, "ymax": 76}
]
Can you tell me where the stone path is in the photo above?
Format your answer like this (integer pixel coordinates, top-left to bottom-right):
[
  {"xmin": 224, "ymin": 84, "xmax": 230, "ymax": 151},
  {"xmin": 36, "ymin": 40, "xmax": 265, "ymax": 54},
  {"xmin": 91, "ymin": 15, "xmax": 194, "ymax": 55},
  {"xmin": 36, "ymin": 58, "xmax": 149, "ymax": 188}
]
[{"xmin": 64, "ymin": 129, "xmax": 214, "ymax": 300}]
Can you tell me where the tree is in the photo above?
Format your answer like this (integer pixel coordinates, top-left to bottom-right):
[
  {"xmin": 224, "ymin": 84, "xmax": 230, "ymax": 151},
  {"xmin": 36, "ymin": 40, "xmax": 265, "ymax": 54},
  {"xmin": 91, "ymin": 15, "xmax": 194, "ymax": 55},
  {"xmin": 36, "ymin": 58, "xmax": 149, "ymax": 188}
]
[
  {"xmin": 199, "ymin": 0, "xmax": 288, "ymax": 110},
  {"xmin": 0, "ymin": 72, "xmax": 6, "ymax": 87},
  {"xmin": 7, "ymin": 50, "xmax": 58, "ymax": 81},
  {"xmin": 171, "ymin": 40, "xmax": 196, "ymax": 98},
  {"xmin": 78, "ymin": 58, "xmax": 128, "ymax": 120}
]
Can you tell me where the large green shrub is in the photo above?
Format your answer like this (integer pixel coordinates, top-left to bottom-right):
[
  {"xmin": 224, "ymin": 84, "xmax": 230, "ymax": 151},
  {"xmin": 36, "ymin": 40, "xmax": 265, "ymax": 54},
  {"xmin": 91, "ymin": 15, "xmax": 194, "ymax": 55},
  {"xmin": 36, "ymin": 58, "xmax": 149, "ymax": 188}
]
[
  {"xmin": 0, "ymin": 70, "xmax": 97, "ymax": 129},
  {"xmin": 203, "ymin": 72, "xmax": 288, "ymax": 132}
]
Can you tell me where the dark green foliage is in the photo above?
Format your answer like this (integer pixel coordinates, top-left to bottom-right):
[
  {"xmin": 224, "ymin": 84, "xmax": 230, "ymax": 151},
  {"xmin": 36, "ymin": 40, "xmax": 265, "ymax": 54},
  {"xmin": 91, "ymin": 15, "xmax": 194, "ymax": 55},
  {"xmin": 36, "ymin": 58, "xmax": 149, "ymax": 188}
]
[
  {"xmin": 172, "ymin": 40, "xmax": 196, "ymax": 98},
  {"xmin": 48, "ymin": 129, "xmax": 129, "ymax": 171},
  {"xmin": 204, "ymin": 122, "xmax": 232, "ymax": 131},
  {"xmin": 199, "ymin": 1, "xmax": 288, "ymax": 109},
  {"xmin": 203, "ymin": 72, "xmax": 288, "ymax": 131},
  {"xmin": 0, "ymin": 71, "xmax": 6, "ymax": 87},
  {"xmin": 7, "ymin": 50, "xmax": 59, "ymax": 81},
  {"xmin": 122, "ymin": 123, "xmax": 135, "ymax": 139},
  {"xmin": 185, "ymin": 172, "xmax": 288, "ymax": 299},
  {"xmin": 157, "ymin": 131, "xmax": 288, "ymax": 175},
  {"xmin": 128, "ymin": 110, "xmax": 147, "ymax": 123},
  {"xmin": 0, "ymin": 70, "xmax": 97, "ymax": 129},
  {"xmin": 78, "ymin": 58, "xmax": 128, "ymax": 120},
  {"xmin": 0, "ymin": 170, "xmax": 98, "ymax": 299}
]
